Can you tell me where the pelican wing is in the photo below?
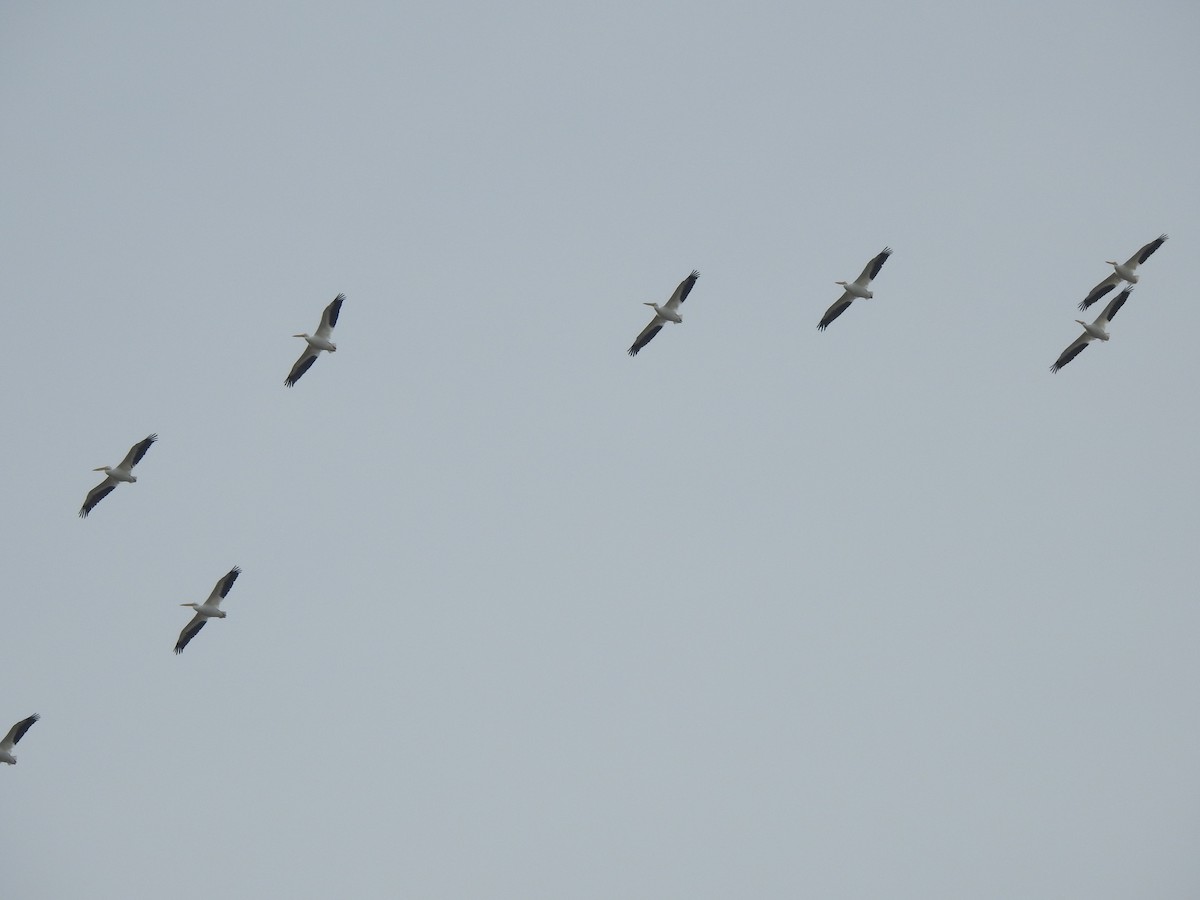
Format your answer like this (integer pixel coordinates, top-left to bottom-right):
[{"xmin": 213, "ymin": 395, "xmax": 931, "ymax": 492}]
[
  {"xmin": 817, "ymin": 293, "xmax": 854, "ymax": 331},
  {"xmin": 79, "ymin": 477, "xmax": 118, "ymax": 518},
  {"xmin": 174, "ymin": 613, "xmax": 207, "ymax": 654},
  {"xmin": 663, "ymin": 271, "xmax": 700, "ymax": 312},
  {"xmin": 628, "ymin": 318, "xmax": 664, "ymax": 356},
  {"xmin": 119, "ymin": 434, "xmax": 158, "ymax": 470},
  {"xmin": 1096, "ymin": 288, "xmax": 1131, "ymax": 327},
  {"xmin": 1051, "ymin": 333, "xmax": 1092, "ymax": 373},
  {"xmin": 315, "ymin": 293, "xmax": 345, "ymax": 339},
  {"xmin": 856, "ymin": 247, "xmax": 892, "ymax": 284},
  {"xmin": 285, "ymin": 347, "xmax": 320, "ymax": 387},
  {"xmin": 205, "ymin": 566, "xmax": 241, "ymax": 606},
  {"xmin": 1130, "ymin": 233, "xmax": 1168, "ymax": 267},
  {"xmin": 1, "ymin": 714, "xmax": 39, "ymax": 752},
  {"xmin": 1079, "ymin": 273, "xmax": 1119, "ymax": 311}
]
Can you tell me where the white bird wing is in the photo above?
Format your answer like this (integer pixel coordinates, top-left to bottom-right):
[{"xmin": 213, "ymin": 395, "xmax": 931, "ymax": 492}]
[
  {"xmin": 204, "ymin": 566, "xmax": 241, "ymax": 608},
  {"xmin": 174, "ymin": 613, "xmax": 207, "ymax": 654},
  {"xmin": 79, "ymin": 476, "xmax": 119, "ymax": 518},
  {"xmin": 1096, "ymin": 288, "xmax": 1131, "ymax": 328},
  {"xmin": 1051, "ymin": 332, "xmax": 1092, "ymax": 373},
  {"xmin": 315, "ymin": 293, "xmax": 345, "ymax": 340},
  {"xmin": 628, "ymin": 315, "xmax": 665, "ymax": 356},
  {"xmin": 1127, "ymin": 233, "xmax": 1168, "ymax": 267},
  {"xmin": 854, "ymin": 247, "xmax": 892, "ymax": 286},
  {"xmin": 817, "ymin": 292, "xmax": 854, "ymax": 331},
  {"xmin": 1079, "ymin": 272, "xmax": 1120, "ymax": 311},
  {"xmin": 285, "ymin": 346, "xmax": 321, "ymax": 387},
  {"xmin": 118, "ymin": 434, "xmax": 158, "ymax": 471},
  {"xmin": 1, "ymin": 714, "xmax": 39, "ymax": 751},
  {"xmin": 663, "ymin": 271, "xmax": 699, "ymax": 312}
]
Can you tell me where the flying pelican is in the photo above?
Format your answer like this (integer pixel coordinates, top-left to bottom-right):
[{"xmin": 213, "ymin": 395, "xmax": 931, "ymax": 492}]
[
  {"xmin": 818, "ymin": 247, "xmax": 892, "ymax": 330},
  {"xmin": 0, "ymin": 714, "xmax": 39, "ymax": 765},
  {"xmin": 628, "ymin": 271, "xmax": 700, "ymax": 356},
  {"xmin": 1051, "ymin": 288, "xmax": 1131, "ymax": 373},
  {"xmin": 79, "ymin": 434, "xmax": 157, "ymax": 518},
  {"xmin": 1080, "ymin": 234, "xmax": 1167, "ymax": 311},
  {"xmin": 286, "ymin": 293, "xmax": 345, "ymax": 386},
  {"xmin": 174, "ymin": 566, "xmax": 241, "ymax": 654}
]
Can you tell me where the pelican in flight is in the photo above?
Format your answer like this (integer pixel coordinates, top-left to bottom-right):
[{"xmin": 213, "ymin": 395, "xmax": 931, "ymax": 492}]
[
  {"xmin": 1080, "ymin": 234, "xmax": 1167, "ymax": 311},
  {"xmin": 175, "ymin": 566, "xmax": 241, "ymax": 654},
  {"xmin": 286, "ymin": 293, "xmax": 345, "ymax": 386},
  {"xmin": 628, "ymin": 271, "xmax": 699, "ymax": 356},
  {"xmin": 1051, "ymin": 288, "xmax": 1131, "ymax": 373},
  {"xmin": 1, "ymin": 714, "xmax": 39, "ymax": 765},
  {"xmin": 79, "ymin": 434, "xmax": 157, "ymax": 518},
  {"xmin": 818, "ymin": 247, "xmax": 892, "ymax": 330}
]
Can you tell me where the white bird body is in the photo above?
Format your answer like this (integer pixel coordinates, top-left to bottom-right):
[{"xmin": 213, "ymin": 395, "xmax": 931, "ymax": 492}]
[
  {"xmin": 297, "ymin": 333, "xmax": 337, "ymax": 352},
  {"xmin": 628, "ymin": 271, "xmax": 699, "ymax": 356},
  {"xmin": 79, "ymin": 434, "xmax": 157, "ymax": 517},
  {"xmin": 96, "ymin": 466, "xmax": 137, "ymax": 483},
  {"xmin": 644, "ymin": 302, "xmax": 683, "ymax": 324},
  {"xmin": 174, "ymin": 566, "xmax": 241, "ymax": 654},
  {"xmin": 1, "ymin": 714, "xmax": 39, "ymax": 765},
  {"xmin": 1079, "ymin": 318, "xmax": 1111, "ymax": 342},
  {"xmin": 1051, "ymin": 289, "xmax": 1130, "ymax": 373},
  {"xmin": 286, "ymin": 293, "xmax": 345, "ymax": 386},
  {"xmin": 818, "ymin": 247, "xmax": 892, "ymax": 330},
  {"xmin": 1080, "ymin": 234, "xmax": 1167, "ymax": 310},
  {"xmin": 836, "ymin": 279, "xmax": 874, "ymax": 300}
]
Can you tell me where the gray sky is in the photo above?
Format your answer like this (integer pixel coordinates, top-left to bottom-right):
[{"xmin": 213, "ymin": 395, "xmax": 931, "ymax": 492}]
[{"xmin": 2, "ymin": 1, "xmax": 1199, "ymax": 897}]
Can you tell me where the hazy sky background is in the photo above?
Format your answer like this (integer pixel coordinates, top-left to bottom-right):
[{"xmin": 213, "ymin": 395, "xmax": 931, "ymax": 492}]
[{"xmin": 2, "ymin": 2, "xmax": 1198, "ymax": 897}]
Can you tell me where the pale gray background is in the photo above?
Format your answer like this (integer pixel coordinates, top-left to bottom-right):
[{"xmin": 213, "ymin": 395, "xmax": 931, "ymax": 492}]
[{"xmin": 2, "ymin": 2, "xmax": 1198, "ymax": 898}]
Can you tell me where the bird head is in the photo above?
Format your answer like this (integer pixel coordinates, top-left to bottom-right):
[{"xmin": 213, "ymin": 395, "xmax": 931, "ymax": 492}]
[{"xmin": 293, "ymin": 333, "xmax": 309, "ymax": 339}]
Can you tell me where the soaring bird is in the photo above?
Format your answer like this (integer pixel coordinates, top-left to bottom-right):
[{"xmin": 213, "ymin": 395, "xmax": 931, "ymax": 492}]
[
  {"xmin": 0, "ymin": 714, "xmax": 39, "ymax": 765},
  {"xmin": 818, "ymin": 247, "xmax": 892, "ymax": 330},
  {"xmin": 79, "ymin": 434, "xmax": 157, "ymax": 518},
  {"xmin": 286, "ymin": 293, "xmax": 345, "ymax": 386},
  {"xmin": 628, "ymin": 271, "xmax": 699, "ymax": 356},
  {"xmin": 174, "ymin": 566, "xmax": 241, "ymax": 654},
  {"xmin": 1080, "ymin": 234, "xmax": 1167, "ymax": 311},
  {"xmin": 1051, "ymin": 289, "xmax": 1131, "ymax": 373}
]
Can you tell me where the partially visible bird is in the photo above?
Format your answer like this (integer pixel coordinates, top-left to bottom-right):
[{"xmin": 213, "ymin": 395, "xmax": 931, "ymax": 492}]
[
  {"xmin": 79, "ymin": 434, "xmax": 157, "ymax": 518},
  {"xmin": 0, "ymin": 714, "xmax": 39, "ymax": 765},
  {"xmin": 818, "ymin": 247, "xmax": 892, "ymax": 330},
  {"xmin": 286, "ymin": 293, "xmax": 345, "ymax": 386}
]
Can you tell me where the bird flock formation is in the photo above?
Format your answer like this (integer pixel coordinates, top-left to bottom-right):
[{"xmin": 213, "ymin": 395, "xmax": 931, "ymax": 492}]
[
  {"xmin": 626, "ymin": 235, "xmax": 1169, "ymax": 373},
  {"xmin": 5, "ymin": 294, "xmax": 348, "ymax": 764},
  {"xmin": 1, "ymin": 234, "xmax": 1172, "ymax": 766}
]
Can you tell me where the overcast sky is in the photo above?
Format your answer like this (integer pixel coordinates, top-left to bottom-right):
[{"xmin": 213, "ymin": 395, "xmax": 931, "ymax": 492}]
[{"xmin": 2, "ymin": 2, "xmax": 1199, "ymax": 898}]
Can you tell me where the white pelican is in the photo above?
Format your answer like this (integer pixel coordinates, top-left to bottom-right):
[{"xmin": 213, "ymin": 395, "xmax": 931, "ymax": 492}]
[
  {"xmin": 1080, "ymin": 234, "xmax": 1167, "ymax": 311},
  {"xmin": 1, "ymin": 714, "xmax": 39, "ymax": 765},
  {"xmin": 79, "ymin": 434, "xmax": 157, "ymax": 518},
  {"xmin": 286, "ymin": 293, "xmax": 345, "ymax": 386},
  {"xmin": 818, "ymin": 247, "xmax": 892, "ymax": 330},
  {"xmin": 628, "ymin": 271, "xmax": 699, "ymax": 356},
  {"xmin": 174, "ymin": 566, "xmax": 241, "ymax": 654},
  {"xmin": 1051, "ymin": 288, "xmax": 1131, "ymax": 373}
]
